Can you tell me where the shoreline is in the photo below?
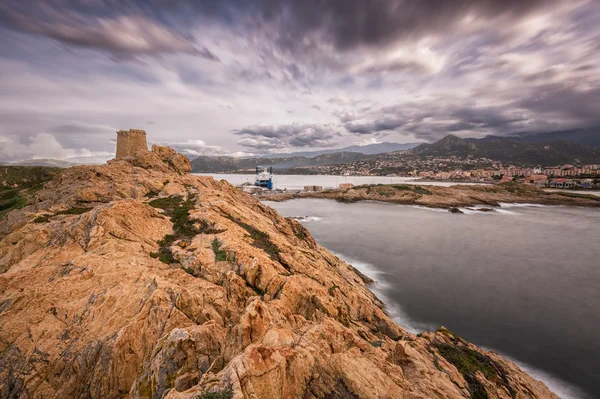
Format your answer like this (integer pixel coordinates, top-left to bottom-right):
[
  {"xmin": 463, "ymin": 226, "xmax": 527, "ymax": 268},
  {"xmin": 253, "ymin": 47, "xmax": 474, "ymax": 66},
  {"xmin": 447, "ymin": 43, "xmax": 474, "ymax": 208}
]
[{"xmin": 255, "ymin": 182, "xmax": 600, "ymax": 210}]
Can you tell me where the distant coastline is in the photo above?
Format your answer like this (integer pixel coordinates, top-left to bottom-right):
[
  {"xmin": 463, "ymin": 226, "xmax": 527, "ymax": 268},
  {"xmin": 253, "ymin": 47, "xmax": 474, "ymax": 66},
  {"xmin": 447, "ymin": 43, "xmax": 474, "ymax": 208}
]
[{"xmin": 255, "ymin": 182, "xmax": 600, "ymax": 210}]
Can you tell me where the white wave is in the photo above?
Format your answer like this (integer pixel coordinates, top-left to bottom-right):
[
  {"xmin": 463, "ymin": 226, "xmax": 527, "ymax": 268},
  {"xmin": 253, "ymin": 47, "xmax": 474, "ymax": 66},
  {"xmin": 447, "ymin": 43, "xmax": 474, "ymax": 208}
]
[
  {"xmin": 481, "ymin": 347, "xmax": 591, "ymax": 399},
  {"xmin": 293, "ymin": 216, "xmax": 323, "ymax": 222},
  {"xmin": 459, "ymin": 207, "xmax": 495, "ymax": 215},
  {"xmin": 331, "ymin": 251, "xmax": 433, "ymax": 334},
  {"xmin": 412, "ymin": 205, "xmax": 448, "ymax": 213},
  {"xmin": 499, "ymin": 202, "xmax": 556, "ymax": 208},
  {"xmin": 334, "ymin": 252, "xmax": 588, "ymax": 398},
  {"xmin": 495, "ymin": 209, "xmax": 518, "ymax": 215}
]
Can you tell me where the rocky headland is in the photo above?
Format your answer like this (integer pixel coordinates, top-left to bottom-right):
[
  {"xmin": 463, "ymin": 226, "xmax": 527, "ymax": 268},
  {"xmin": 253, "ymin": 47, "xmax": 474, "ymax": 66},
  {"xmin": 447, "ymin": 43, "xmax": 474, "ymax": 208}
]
[
  {"xmin": 0, "ymin": 146, "xmax": 559, "ymax": 398},
  {"xmin": 257, "ymin": 182, "xmax": 600, "ymax": 210}
]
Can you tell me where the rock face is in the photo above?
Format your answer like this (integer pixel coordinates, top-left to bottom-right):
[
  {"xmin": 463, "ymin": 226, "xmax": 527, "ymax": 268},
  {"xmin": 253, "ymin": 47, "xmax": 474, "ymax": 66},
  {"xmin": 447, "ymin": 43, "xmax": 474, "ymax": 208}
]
[{"xmin": 0, "ymin": 148, "xmax": 559, "ymax": 399}]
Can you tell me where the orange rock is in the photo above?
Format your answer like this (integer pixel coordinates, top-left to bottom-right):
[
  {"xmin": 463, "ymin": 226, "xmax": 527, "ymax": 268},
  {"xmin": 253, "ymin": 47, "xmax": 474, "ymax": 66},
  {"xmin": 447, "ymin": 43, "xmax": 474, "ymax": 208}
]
[{"xmin": 0, "ymin": 147, "xmax": 559, "ymax": 399}]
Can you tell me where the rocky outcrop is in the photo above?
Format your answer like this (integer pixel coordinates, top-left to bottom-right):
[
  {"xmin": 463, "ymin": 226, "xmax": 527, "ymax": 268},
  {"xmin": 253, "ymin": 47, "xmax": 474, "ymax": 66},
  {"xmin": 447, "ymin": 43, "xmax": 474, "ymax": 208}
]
[
  {"xmin": 0, "ymin": 149, "xmax": 559, "ymax": 398},
  {"xmin": 258, "ymin": 182, "xmax": 600, "ymax": 209}
]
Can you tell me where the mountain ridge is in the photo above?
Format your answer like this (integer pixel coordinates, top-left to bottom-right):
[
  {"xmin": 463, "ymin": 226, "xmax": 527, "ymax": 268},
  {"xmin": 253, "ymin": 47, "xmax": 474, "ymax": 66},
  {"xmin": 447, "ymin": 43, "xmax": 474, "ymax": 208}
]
[{"xmin": 408, "ymin": 134, "xmax": 600, "ymax": 165}]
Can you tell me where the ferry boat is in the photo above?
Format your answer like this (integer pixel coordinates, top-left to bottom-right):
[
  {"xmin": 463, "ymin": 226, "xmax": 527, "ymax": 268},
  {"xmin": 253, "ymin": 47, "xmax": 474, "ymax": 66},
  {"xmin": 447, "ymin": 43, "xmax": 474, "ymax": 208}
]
[{"xmin": 254, "ymin": 167, "xmax": 274, "ymax": 190}]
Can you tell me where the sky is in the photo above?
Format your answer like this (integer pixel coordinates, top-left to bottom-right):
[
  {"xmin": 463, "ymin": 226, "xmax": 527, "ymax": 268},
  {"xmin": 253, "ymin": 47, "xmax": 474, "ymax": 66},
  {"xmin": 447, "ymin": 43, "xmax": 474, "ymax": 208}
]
[{"xmin": 0, "ymin": 0, "xmax": 599, "ymax": 162}]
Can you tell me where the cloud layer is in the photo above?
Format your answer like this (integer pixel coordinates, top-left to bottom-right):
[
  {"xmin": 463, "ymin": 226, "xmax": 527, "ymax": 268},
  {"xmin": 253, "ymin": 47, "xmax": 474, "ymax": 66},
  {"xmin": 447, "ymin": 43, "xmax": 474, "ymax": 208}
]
[{"xmin": 0, "ymin": 0, "xmax": 598, "ymax": 160}]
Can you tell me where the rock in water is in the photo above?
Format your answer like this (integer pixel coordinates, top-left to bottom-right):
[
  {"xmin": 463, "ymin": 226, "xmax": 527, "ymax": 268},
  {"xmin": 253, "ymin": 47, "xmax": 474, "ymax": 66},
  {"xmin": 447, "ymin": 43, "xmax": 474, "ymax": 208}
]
[
  {"xmin": 0, "ymin": 147, "xmax": 559, "ymax": 398},
  {"xmin": 449, "ymin": 207, "xmax": 464, "ymax": 214}
]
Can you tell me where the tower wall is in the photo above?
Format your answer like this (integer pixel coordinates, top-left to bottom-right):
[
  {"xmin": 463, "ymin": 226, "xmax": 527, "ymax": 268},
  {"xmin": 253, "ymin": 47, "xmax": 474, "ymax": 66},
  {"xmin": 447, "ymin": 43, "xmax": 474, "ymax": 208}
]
[{"xmin": 115, "ymin": 129, "xmax": 149, "ymax": 158}]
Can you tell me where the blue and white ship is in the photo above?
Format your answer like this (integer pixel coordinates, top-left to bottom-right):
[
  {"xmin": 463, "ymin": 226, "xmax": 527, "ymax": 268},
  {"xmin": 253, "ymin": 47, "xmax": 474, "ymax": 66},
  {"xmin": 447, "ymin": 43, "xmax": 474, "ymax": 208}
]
[{"xmin": 254, "ymin": 167, "xmax": 273, "ymax": 190}]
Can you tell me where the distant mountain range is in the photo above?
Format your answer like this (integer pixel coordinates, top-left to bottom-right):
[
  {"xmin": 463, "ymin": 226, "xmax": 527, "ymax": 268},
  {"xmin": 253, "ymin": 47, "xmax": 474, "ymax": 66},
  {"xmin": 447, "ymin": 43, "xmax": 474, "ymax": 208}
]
[
  {"xmin": 7, "ymin": 159, "xmax": 76, "ymax": 168},
  {"xmin": 1, "ymin": 156, "xmax": 112, "ymax": 168},
  {"xmin": 191, "ymin": 151, "xmax": 370, "ymax": 173},
  {"xmin": 192, "ymin": 133, "xmax": 600, "ymax": 173},
  {"xmin": 407, "ymin": 134, "xmax": 600, "ymax": 165},
  {"xmin": 254, "ymin": 141, "xmax": 422, "ymax": 158},
  {"xmin": 510, "ymin": 127, "xmax": 600, "ymax": 147}
]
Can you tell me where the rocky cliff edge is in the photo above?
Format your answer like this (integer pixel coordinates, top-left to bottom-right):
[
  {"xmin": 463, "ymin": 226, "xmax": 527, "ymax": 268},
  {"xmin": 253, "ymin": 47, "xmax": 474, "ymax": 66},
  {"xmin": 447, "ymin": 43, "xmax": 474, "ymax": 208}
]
[{"xmin": 0, "ymin": 146, "xmax": 558, "ymax": 399}]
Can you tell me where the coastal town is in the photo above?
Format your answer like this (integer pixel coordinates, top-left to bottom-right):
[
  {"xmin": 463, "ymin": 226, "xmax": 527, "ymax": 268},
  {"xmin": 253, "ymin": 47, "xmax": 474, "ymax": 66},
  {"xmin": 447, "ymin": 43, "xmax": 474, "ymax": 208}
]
[{"xmin": 289, "ymin": 158, "xmax": 600, "ymax": 189}]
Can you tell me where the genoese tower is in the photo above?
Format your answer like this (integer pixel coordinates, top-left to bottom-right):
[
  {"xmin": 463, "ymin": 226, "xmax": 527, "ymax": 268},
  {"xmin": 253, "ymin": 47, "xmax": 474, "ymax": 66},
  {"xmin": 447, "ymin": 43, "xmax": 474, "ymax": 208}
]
[{"xmin": 115, "ymin": 129, "xmax": 149, "ymax": 158}]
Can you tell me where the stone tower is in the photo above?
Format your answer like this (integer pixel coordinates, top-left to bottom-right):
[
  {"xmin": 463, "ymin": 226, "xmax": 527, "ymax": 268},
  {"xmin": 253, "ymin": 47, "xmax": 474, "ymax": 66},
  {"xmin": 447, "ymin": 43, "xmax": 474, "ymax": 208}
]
[{"xmin": 115, "ymin": 129, "xmax": 149, "ymax": 158}]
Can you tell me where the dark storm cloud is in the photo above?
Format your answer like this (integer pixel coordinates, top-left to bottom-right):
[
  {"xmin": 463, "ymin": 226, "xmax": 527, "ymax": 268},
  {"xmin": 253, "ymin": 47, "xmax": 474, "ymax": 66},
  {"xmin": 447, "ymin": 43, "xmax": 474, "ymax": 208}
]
[
  {"xmin": 0, "ymin": 0, "xmax": 566, "ymax": 61},
  {"xmin": 249, "ymin": 0, "xmax": 569, "ymax": 60},
  {"xmin": 0, "ymin": 0, "xmax": 217, "ymax": 58},
  {"xmin": 0, "ymin": 0, "xmax": 598, "ymax": 162},
  {"xmin": 517, "ymin": 83, "xmax": 600, "ymax": 126},
  {"xmin": 234, "ymin": 124, "xmax": 338, "ymax": 151},
  {"xmin": 344, "ymin": 116, "xmax": 409, "ymax": 134},
  {"xmin": 340, "ymin": 104, "xmax": 535, "ymax": 140}
]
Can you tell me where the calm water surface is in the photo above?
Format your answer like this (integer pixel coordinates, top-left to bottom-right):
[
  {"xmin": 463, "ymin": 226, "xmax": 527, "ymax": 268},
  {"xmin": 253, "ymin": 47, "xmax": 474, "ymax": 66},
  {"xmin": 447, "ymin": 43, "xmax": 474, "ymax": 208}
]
[
  {"xmin": 195, "ymin": 173, "xmax": 486, "ymax": 190},
  {"xmin": 265, "ymin": 199, "xmax": 600, "ymax": 399}
]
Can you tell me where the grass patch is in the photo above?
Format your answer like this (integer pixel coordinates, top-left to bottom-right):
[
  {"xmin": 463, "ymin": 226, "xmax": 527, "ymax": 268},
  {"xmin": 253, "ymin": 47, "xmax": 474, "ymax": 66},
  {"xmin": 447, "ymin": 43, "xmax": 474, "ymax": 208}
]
[
  {"xmin": 0, "ymin": 166, "xmax": 61, "ymax": 188},
  {"xmin": 0, "ymin": 194, "xmax": 28, "ymax": 221},
  {"xmin": 435, "ymin": 342, "xmax": 514, "ymax": 399},
  {"xmin": 182, "ymin": 267, "xmax": 198, "ymax": 277},
  {"xmin": 436, "ymin": 327, "xmax": 464, "ymax": 343},
  {"xmin": 212, "ymin": 238, "xmax": 227, "ymax": 261},
  {"xmin": 57, "ymin": 207, "xmax": 92, "ymax": 216},
  {"xmin": 0, "ymin": 189, "xmax": 19, "ymax": 201},
  {"xmin": 389, "ymin": 184, "xmax": 413, "ymax": 191},
  {"xmin": 150, "ymin": 234, "xmax": 178, "ymax": 264},
  {"xmin": 227, "ymin": 216, "xmax": 280, "ymax": 261},
  {"xmin": 31, "ymin": 208, "xmax": 91, "ymax": 224},
  {"xmin": 413, "ymin": 186, "xmax": 433, "ymax": 195},
  {"xmin": 196, "ymin": 386, "xmax": 233, "ymax": 399},
  {"xmin": 150, "ymin": 195, "xmax": 227, "ymax": 266},
  {"xmin": 328, "ymin": 284, "xmax": 339, "ymax": 296},
  {"xmin": 33, "ymin": 215, "xmax": 51, "ymax": 224},
  {"xmin": 149, "ymin": 196, "xmax": 198, "ymax": 237}
]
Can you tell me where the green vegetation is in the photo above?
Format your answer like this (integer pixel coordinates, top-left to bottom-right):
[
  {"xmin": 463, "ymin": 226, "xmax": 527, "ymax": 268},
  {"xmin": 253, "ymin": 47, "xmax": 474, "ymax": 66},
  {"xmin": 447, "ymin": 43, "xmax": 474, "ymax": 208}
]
[
  {"xmin": 149, "ymin": 196, "xmax": 198, "ymax": 238},
  {"xmin": 196, "ymin": 386, "xmax": 233, "ymax": 399},
  {"xmin": 413, "ymin": 186, "xmax": 433, "ymax": 195},
  {"xmin": 435, "ymin": 344, "xmax": 491, "ymax": 399},
  {"xmin": 436, "ymin": 327, "xmax": 464, "ymax": 343},
  {"xmin": 0, "ymin": 192, "xmax": 27, "ymax": 220},
  {"xmin": 211, "ymin": 238, "xmax": 227, "ymax": 261},
  {"xmin": 435, "ymin": 341, "xmax": 514, "ymax": 399},
  {"xmin": 58, "ymin": 207, "xmax": 92, "ymax": 215},
  {"xmin": 328, "ymin": 284, "xmax": 339, "ymax": 296},
  {"xmin": 0, "ymin": 166, "xmax": 62, "ymax": 221},
  {"xmin": 389, "ymin": 184, "xmax": 413, "ymax": 191},
  {"xmin": 151, "ymin": 235, "xmax": 177, "ymax": 264},
  {"xmin": 359, "ymin": 184, "xmax": 432, "ymax": 197},
  {"xmin": 182, "ymin": 266, "xmax": 198, "ymax": 277},
  {"xmin": 0, "ymin": 166, "xmax": 61, "ymax": 188},
  {"xmin": 227, "ymin": 216, "xmax": 280, "ymax": 261},
  {"xmin": 32, "ymin": 207, "xmax": 92, "ymax": 224},
  {"xmin": 33, "ymin": 215, "xmax": 51, "ymax": 223},
  {"xmin": 149, "ymin": 196, "xmax": 196, "ymax": 264},
  {"xmin": 149, "ymin": 195, "xmax": 225, "ymax": 265}
]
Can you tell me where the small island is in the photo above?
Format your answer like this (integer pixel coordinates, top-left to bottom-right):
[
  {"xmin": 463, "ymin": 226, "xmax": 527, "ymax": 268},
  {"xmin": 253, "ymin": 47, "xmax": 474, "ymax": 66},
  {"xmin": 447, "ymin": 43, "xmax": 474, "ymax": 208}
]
[{"xmin": 255, "ymin": 182, "xmax": 600, "ymax": 210}]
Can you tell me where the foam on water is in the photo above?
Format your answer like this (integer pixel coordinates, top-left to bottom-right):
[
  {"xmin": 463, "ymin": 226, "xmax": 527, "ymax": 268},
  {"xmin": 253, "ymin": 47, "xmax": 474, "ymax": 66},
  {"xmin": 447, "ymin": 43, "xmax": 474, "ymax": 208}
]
[
  {"xmin": 481, "ymin": 348, "xmax": 591, "ymax": 399},
  {"xmin": 499, "ymin": 202, "xmax": 557, "ymax": 208},
  {"xmin": 293, "ymin": 216, "xmax": 324, "ymax": 222},
  {"xmin": 495, "ymin": 208, "xmax": 519, "ymax": 215},
  {"xmin": 332, "ymin": 251, "xmax": 434, "ymax": 334},
  {"xmin": 335, "ymin": 249, "xmax": 585, "ymax": 399},
  {"xmin": 412, "ymin": 205, "xmax": 448, "ymax": 213}
]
